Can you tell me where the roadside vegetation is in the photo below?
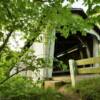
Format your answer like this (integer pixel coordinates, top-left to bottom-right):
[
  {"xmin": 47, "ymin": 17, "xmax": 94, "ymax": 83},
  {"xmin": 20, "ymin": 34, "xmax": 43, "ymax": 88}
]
[
  {"xmin": 0, "ymin": 75, "xmax": 65, "ymax": 100},
  {"xmin": 0, "ymin": 0, "xmax": 100, "ymax": 100},
  {"xmin": 74, "ymin": 78, "xmax": 100, "ymax": 100}
]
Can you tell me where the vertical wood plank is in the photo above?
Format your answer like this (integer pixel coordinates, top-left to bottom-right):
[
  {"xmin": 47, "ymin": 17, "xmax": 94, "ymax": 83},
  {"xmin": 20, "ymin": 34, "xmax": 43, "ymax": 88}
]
[
  {"xmin": 93, "ymin": 37, "xmax": 99, "ymax": 67},
  {"xmin": 69, "ymin": 59, "xmax": 76, "ymax": 88}
]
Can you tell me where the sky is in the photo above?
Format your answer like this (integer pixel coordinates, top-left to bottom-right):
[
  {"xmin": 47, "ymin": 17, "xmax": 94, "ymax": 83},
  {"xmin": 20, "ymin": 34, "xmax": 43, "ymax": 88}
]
[
  {"xmin": 63, "ymin": 0, "xmax": 87, "ymax": 12},
  {"xmin": 72, "ymin": 0, "xmax": 87, "ymax": 12},
  {"xmin": 8, "ymin": 0, "xmax": 87, "ymax": 51},
  {"xmin": 9, "ymin": 31, "xmax": 25, "ymax": 51}
]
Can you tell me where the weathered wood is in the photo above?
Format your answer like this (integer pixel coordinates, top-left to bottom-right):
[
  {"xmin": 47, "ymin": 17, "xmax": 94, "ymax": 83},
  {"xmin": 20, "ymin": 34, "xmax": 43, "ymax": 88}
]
[
  {"xmin": 53, "ymin": 74, "xmax": 100, "ymax": 83},
  {"xmin": 53, "ymin": 76, "xmax": 71, "ymax": 82},
  {"xmin": 76, "ymin": 56, "xmax": 100, "ymax": 66},
  {"xmin": 78, "ymin": 67, "xmax": 100, "ymax": 74},
  {"xmin": 44, "ymin": 80, "xmax": 65, "ymax": 88},
  {"xmin": 69, "ymin": 59, "xmax": 76, "ymax": 88}
]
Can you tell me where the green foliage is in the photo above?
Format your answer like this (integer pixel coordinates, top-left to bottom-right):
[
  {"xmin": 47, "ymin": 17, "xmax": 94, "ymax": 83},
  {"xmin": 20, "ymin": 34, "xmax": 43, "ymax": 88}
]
[
  {"xmin": 0, "ymin": 67, "xmax": 6, "ymax": 81},
  {"xmin": 0, "ymin": 48, "xmax": 54, "ymax": 84},
  {"xmin": 0, "ymin": 47, "xmax": 21, "ymax": 82},
  {"xmin": 0, "ymin": 76, "xmax": 34, "ymax": 97},
  {"xmin": 0, "ymin": 75, "xmax": 65, "ymax": 100},
  {"xmin": 0, "ymin": 0, "xmax": 99, "ymax": 69},
  {"xmin": 41, "ymin": 2, "xmax": 92, "ymax": 38},
  {"xmin": 54, "ymin": 58, "xmax": 68, "ymax": 71},
  {"xmin": 21, "ymin": 49, "xmax": 52, "ymax": 71},
  {"xmin": 0, "ymin": 1, "xmax": 99, "ymax": 99},
  {"xmin": 74, "ymin": 78, "xmax": 100, "ymax": 100},
  {"xmin": 0, "ymin": 0, "xmax": 99, "ymax": 91},
  {"xmin": 0, "ymin": 48, "xmax": 20, "ymax": 68},
  {"xmin": 0, "ymin": 0, "xmax": 99, "ymax": 45},
  {"xmin": 83, "ymin": 0, "xmax": 100, "ymax": 25},
  {"xmin": 0, "ymin": 1, "xmax": 83, "ymax": 81}
]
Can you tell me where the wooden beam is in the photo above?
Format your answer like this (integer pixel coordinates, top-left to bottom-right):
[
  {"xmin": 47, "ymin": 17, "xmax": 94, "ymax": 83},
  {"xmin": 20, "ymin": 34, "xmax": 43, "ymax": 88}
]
[
  {"xmin": 53, "ymin": 76, "xmax": 71, "ymax": 82},
  {"xmin": 69, "ymin": 59, "xmax": 76, "ymax": 88},
  {"xmin": 78, "ymin": 67, "xmax": 100, "ymax": 74},
  {"xmin": 76, "ymin": 56, "xmax": 100, "ymax": 66},
  {"xmin": 44, "ymin": 80, "xmax": 65, "ymax": 89}
]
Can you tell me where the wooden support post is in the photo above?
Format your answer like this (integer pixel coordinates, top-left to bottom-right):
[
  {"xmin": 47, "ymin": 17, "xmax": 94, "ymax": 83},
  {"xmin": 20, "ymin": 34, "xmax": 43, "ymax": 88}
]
[
  {"xmin": 80, "ymin": 50, "xmax": 85, "ymax": 68},
  {"xmin": 69, "ymin": 59, "xmax": 76, "ymax": 88},
  {"xmin": 93, "ymin": 37, "xmax": 99, "ymax": 67}
]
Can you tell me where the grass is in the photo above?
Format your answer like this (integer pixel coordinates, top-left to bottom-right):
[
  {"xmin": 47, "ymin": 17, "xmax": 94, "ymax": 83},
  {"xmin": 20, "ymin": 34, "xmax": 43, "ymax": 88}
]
[
  {"xmin": 1, "ymin": 75, "xmax": 100, "ymax": 100},
  {"xmin": 74, "ymin": 77, "xmax": 100, "ymax": 100}
]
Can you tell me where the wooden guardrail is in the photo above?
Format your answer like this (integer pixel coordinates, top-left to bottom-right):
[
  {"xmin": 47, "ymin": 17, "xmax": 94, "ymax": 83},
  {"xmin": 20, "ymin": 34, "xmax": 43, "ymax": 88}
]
[
  {"xmin": 69, "ymin": 56, "xmax": 100, "ymax": 88},
  {"xmin": 76, "ymin": 56, "xmax": 100, "ymax": 66}
]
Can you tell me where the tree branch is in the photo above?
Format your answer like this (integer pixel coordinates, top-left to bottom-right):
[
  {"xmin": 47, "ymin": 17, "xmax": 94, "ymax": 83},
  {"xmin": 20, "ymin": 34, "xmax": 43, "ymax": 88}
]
[
  {"xmin": 0, "ymin": 68, "xmax": 27, "ymax": 85},
  {"xmin": 0, "ymin": 30, "xmax": 13, "ymax": 52}
]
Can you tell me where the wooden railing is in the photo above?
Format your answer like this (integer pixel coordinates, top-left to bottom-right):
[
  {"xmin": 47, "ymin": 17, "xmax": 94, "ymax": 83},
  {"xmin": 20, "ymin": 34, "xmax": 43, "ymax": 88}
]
[
  {"xmin": 76, "ymin": 56, "xmax": 100, "ymax": 66},
  {"xmin": 69, "ymin": 56, "xmax": 100, "ymax": 88}
]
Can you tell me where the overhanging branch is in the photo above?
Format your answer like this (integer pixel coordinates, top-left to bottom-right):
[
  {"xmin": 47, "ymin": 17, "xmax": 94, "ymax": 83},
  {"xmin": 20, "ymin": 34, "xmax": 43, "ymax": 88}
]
[
  {"xmin": 0, "ymin": 30, "xmax": 13, "ymax": 52},
  {"xmin": 0, "ymin": 68, "xmax": 27, "ymax": 85}
]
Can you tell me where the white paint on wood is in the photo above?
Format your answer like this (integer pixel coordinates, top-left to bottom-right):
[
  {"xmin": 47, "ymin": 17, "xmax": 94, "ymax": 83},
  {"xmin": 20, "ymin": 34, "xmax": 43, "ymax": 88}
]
[
  {"xmin": 93, "ymin": 37, "xmax": 99, "ymax": 67},
  {"xmin": 29, "ymin": 30, "xmax": 55, "ymax": 81},
  {"xmin": 69, "ymin": 59, "xmax": 76, "ymax": 88},
  {"xmin": 85, "ymin": 29, "xmax": 100, "ymax": 41},
  {"xmin": 26, "ymin": 34, "xmax": 47, "ymax": 81},
  {"xmin": 44, "ymin": 30, "xmax": 55, "ymax": 79}
]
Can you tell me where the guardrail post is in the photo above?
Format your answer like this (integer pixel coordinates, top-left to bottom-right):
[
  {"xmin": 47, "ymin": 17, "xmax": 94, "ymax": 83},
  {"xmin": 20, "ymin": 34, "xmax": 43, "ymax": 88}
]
[{"xmin": 69, "ymin": 59, "xmax": 76, "ymax": 88}]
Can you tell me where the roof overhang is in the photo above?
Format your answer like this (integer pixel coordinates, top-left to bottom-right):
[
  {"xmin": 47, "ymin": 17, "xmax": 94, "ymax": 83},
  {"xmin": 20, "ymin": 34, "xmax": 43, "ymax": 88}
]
[{"xmin": 85, "ymin": 29, "xmax": 100, "ymax": 41}]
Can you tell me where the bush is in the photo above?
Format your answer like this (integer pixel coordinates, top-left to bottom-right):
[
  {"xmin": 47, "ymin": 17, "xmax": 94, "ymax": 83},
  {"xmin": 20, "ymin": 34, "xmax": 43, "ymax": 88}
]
[
  {"xmin": 74, "ymin": 78, "xmax": 100, "ymax": 100},
  {"xmin": 0, "ymin": 76, "xmax": 35, "ymax": 97},
  {"xmin": 0, "ymin": 76, "xmax": 65, "ymax": 100}
]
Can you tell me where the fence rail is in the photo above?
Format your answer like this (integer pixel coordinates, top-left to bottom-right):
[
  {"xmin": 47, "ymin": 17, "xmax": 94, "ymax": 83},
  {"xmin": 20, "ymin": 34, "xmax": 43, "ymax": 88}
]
[
  {"xmin": 69, "ymin": 56, "xmax": 100, "ymax": 88},
  {"xmin": 76, "ymin": 56, "xmax": 100, "ymax": 66}
]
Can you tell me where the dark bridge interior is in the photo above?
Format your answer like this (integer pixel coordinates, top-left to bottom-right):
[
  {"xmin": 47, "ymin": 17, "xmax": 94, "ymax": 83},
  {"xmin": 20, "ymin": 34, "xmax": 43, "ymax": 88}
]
[
  {"xmin": 52, "ymin": 8, "xmax": 95, "ymax": 75},
  {"xmin": 53, "ymin": 33, "xmax": 93, "ymax": 75}
]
